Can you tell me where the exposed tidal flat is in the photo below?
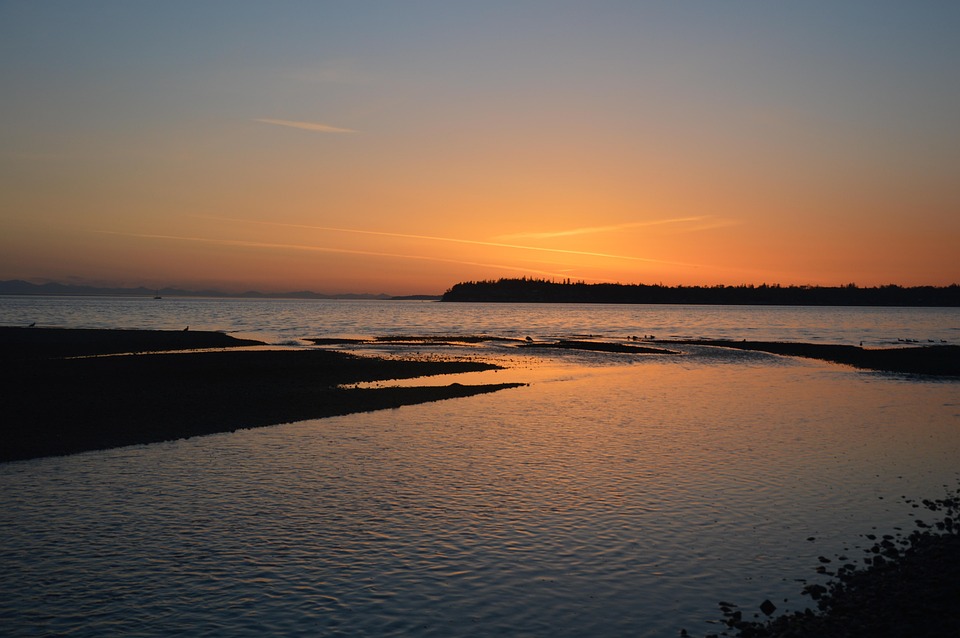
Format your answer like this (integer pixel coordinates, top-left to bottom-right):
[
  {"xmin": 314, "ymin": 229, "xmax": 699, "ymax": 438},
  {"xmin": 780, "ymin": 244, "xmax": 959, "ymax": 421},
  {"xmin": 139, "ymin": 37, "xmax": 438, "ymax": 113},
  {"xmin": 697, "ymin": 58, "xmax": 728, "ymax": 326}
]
[
  {"xmin": 0, "ymin": 327, "xmax": 523, "ymax": 463},
  {"xmin": 1, "ymin": 297, "xmax": 959, "ymax": 636}
]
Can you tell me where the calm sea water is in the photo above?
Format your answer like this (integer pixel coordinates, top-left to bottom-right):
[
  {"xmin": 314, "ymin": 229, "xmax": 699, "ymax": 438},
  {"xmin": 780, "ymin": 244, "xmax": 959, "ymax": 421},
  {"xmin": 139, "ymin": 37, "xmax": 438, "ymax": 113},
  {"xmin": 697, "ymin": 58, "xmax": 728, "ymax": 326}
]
[
  {"xmin": 1, "ymin": 297, "xmax": 959, "ymax": 637},
  {"xmin": 0, "ymin": 295, "xmax": 957, "ymax": 346}
]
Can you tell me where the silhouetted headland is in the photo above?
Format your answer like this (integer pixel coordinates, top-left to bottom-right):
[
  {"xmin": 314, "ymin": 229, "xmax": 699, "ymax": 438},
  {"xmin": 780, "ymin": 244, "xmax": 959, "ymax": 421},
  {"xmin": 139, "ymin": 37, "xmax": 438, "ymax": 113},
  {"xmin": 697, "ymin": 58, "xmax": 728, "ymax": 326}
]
[
  {"xmin": 442, "ymin": 278, "xmax": 960, "ymax": 306},
  {"xmin": 0, "ymin": 327, "xmax": 522, "ymax": 462}
]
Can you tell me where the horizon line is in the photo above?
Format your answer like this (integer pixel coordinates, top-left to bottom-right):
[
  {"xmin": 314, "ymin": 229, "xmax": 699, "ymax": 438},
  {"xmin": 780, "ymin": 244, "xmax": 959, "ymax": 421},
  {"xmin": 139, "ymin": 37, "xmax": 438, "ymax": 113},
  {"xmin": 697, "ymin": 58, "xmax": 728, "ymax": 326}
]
[{"xmin": 4, "ymin": 277, "xmax": 956, "ymax": 296}]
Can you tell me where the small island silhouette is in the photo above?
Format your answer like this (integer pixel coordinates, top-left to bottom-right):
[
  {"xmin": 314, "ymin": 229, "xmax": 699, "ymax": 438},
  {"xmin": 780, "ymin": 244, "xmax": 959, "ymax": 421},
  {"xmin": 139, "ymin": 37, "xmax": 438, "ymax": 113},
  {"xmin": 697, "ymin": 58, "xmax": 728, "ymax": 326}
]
[{"xmin": 441, "ymin": 278, "xmax": 960, "ymax": 306}]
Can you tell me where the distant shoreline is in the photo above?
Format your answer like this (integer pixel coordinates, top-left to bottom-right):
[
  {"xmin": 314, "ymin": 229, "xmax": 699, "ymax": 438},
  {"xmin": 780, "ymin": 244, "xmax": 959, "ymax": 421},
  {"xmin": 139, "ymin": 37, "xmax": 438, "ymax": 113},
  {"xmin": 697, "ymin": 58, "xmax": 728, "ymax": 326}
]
[
  {"xmin": 0, "ymin": 279, "xmax": 441, "ymax": 300},
  {"xmin": 6, "ymin": 278, "xmax": 960, "ymax": 305}
]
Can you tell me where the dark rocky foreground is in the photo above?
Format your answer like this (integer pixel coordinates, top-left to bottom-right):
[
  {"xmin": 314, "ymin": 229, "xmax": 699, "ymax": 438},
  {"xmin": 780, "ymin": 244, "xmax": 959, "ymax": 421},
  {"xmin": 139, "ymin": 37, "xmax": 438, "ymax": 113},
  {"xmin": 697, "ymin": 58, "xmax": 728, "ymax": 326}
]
[
  {"xmin": 0, "ymin": 327, "xmax": 523, "ymax": 462},
  {"xmin": 694, "ymin": 491, "xmax": 960, "ymax": 638},
  {"xmin": 660, "ymin": 339, "xmax": 960, "ymax": 376}
]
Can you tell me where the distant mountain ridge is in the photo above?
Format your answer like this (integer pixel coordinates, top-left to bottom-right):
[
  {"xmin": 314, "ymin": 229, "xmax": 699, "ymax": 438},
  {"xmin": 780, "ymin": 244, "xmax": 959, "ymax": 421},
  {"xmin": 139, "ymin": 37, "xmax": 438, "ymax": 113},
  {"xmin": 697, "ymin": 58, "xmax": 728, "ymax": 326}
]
[
  {"xmin": 0, "ymin": 280, "xmax": 439, "ymax": 301},
  {"xmin": 441, "ymin": 277, "xmax": 960, "ymax": 307}
]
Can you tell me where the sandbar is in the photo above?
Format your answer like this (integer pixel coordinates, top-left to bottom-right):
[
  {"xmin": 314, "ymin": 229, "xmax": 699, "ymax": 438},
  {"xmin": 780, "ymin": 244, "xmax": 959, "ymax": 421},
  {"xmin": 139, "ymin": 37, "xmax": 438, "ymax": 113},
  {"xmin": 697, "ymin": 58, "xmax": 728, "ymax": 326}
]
[
  {"xmin": 520, "ymin": 339, "xmax": 679, "ymax": 354},
  {"xmin": 660, "ymin": 339, "xmax": 960, "ymax": 376},
  {"xmin": 1, "ymin": 327, "xmax": 523, "ymax": 462}
]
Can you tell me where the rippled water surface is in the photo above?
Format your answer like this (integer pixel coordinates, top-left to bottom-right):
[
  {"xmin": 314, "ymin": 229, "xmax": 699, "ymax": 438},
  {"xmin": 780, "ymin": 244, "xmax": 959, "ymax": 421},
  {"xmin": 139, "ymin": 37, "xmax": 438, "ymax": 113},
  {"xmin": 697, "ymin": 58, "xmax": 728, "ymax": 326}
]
[
  {"xmin": 1, "ymin": 297, "xmax": 959, "ymax": 636},
  {"xmin": 1, "ymin": 295, "xmax": 958, "ymax": 346}
]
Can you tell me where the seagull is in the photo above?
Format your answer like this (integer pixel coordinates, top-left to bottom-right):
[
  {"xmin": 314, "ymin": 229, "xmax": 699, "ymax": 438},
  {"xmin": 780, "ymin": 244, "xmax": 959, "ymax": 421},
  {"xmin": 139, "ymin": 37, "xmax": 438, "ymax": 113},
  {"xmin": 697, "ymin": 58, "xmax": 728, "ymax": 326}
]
[
  {"xmin": 27, "ymin": 322, "xmax": 35, "ymax": 327},
  {"xmin": 183, "ymin": 326, "xmax": 189, "ymax": 332}
]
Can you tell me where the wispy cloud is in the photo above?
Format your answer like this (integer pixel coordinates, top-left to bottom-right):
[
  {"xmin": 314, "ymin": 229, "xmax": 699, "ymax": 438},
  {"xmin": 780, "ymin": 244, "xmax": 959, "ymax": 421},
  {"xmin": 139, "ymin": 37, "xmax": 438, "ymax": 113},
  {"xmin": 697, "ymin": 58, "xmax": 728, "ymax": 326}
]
[
  {"xmin": 672, "ymin": 218, "xmax": 742, "ymax": 233},
  {"xmin": 93, "ymin": 230, "xmax": 594, "ymax": 280},
  {"xmin": 203, "ymin": 216, "xmax": 693, "ymax": 266},
  {"xmin": 497, "ymin": 216, "xmax": 719, "ymax": 241},
  {"xmin": 254, "ymin": 118, "xmax": 356, "ymax": 133}
]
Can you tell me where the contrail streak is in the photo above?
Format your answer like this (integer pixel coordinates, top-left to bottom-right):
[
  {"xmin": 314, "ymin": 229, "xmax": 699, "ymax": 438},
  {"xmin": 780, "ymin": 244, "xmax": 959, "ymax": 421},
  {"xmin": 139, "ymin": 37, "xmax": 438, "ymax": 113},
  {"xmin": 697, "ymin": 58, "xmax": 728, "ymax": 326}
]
[
  {"xmin": 93, "ymin": 231, "xmax": 596, "ymax": 280},
  {"xmin": 498, "ymin": 217, "xmax": 709, "ymax": 240},
  {"xmin": 204, "ymin": 216, "xmax": 692, "ymax": 266},
  {"xmin": 254, "ymin": 118, "xmax": 356, "ymax": 133}
]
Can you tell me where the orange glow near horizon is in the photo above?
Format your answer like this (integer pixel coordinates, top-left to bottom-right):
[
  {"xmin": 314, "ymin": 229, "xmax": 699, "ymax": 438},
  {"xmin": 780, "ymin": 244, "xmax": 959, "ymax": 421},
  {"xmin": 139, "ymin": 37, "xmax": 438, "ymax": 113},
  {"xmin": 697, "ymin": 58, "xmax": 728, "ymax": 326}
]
[{"xmin": 1, "ymin": 4, "xmax": 958, "ymax": 295}]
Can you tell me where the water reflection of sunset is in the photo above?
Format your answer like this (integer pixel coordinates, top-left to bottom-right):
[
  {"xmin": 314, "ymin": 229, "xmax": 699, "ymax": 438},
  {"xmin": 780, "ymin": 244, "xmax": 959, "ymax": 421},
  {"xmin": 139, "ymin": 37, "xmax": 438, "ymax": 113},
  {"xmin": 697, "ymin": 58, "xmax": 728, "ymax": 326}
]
[{"xmin": 9, "ymin": 350, "xmax": 953, "ymax": 635}]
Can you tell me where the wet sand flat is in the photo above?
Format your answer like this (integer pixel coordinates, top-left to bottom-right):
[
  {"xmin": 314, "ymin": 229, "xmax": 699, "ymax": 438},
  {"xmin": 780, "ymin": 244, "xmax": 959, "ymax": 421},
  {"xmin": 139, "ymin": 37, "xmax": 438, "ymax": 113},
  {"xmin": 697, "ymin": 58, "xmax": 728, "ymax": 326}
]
[
  {"xmin": 660, "ymin": 339, "xmax": 960, "ymax": 376},
  {"xmin": 1, "ymin": 327, "xmax": 522, "ymax": 462},
  {"xmin": 0, "ymin": 326, "xmax": 266, "ymax": 358}
]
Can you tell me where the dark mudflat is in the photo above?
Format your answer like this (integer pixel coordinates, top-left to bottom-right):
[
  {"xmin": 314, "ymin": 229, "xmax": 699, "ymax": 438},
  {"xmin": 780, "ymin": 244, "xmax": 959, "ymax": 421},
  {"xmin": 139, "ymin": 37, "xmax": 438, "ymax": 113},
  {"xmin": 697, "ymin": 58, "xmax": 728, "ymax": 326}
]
[
  {"xmin": 1, "ymin": 328, "xmax": 522, "ymax": 462},
  {"xmin": 306, "ymin": 335, "xmax": 518, "ymax": 346},
  {"xmin": 521, "ymin": 339, "xmax": 679, "ymax": 354},
  {"xmin": 0, "ymin": 326, "xmax": 264, "ymax": 359},
  {"xmin": 662, "ymin": 340, "xmax": 960, "ymax": 376}
]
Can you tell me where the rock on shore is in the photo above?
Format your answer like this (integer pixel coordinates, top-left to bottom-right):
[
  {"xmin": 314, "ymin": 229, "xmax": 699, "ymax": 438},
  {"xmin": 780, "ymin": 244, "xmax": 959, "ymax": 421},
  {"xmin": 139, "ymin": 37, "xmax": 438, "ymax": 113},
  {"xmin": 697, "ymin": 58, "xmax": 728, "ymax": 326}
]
[{"xmin": 705, "ymin": 492, "xmax": 960, "ymax": 637}]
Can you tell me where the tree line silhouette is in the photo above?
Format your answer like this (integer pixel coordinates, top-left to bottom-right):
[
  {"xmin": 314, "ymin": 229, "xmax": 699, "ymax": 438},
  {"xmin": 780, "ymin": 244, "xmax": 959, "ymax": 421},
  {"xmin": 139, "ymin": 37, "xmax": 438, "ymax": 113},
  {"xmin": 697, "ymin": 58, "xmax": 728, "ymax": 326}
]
[{"xmin": 441, "ymin": 278, "xmax": 960, "ymax": 306}]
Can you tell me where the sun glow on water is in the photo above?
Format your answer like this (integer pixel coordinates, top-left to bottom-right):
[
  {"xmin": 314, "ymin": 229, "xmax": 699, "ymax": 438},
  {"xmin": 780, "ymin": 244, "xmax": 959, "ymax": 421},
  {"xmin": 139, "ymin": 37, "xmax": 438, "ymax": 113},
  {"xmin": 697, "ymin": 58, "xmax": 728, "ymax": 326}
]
[{"xmin": 1, "ymin": 298, "xmax": 958, "ymax": 635}]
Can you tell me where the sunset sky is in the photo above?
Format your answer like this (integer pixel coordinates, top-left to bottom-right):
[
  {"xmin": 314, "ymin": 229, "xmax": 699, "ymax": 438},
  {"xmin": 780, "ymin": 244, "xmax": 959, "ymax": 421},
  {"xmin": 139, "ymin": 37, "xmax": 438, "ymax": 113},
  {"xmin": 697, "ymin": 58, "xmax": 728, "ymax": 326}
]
[{"xmin": 2, "ymin": 2, "xmax": 958, "ymax": 295}]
